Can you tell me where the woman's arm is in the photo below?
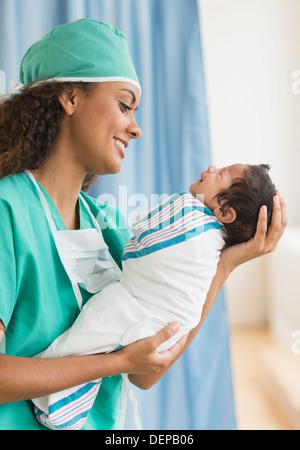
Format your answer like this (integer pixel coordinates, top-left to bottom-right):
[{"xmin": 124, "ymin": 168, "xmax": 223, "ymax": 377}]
[
  {"xmin": 129, "ymin": 194, "xmax": 287, "ymax": 389},
  {"xmin": 0, "ymin": 195, "xmax": 286, "ymax": 401},
  {"xmin": 0, "ymin": 319, "xmax": 184, "ymax": 404}
]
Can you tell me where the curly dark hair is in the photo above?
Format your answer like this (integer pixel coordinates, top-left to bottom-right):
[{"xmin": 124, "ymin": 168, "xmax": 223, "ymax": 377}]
[
  {"xmin": 216, "ymin": 164, "xmax": 277, "ymax": 247},
  {"xmin": 0, "ymin": 81, "xmax": 98, "ymax": 191}
]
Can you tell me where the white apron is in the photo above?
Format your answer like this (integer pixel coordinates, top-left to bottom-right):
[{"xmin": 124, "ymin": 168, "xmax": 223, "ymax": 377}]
[{"xmin": 25, "ymin": 171, "xmax": 121, "ymax": 310}]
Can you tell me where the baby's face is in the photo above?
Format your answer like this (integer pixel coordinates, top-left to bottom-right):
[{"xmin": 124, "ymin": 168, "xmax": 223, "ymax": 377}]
[{"xmin": 189, "ymin": 164, "xmax": 246, "ymax": 212}]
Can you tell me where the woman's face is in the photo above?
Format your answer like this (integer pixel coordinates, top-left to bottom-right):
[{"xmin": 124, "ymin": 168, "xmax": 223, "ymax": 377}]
[{"xmin": 64, "ymin": 81, "xmax": 142, "ymax": 175}]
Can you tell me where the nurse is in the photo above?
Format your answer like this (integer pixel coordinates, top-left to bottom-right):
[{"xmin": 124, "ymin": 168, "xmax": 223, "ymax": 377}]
[{"xmin": 0, "ymin": 19, "xmax": 286, "ymax": 430}]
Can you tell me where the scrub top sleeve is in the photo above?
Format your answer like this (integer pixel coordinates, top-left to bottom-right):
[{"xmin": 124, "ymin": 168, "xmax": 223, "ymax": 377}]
[{"xmin": 0, "ymin": 199, "xmax": 17, "ymax": 329}]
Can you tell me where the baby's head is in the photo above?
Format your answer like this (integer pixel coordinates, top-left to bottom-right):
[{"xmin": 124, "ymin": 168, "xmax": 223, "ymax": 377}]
[{"xmin": 189, "ymin": 163, "xmax": 277, "ymax": 246}]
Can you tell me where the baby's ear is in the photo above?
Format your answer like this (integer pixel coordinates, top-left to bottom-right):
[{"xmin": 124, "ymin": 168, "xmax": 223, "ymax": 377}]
[{"xmin": 214, "ymin": 206, "xmax": 236, "ymax": 224}]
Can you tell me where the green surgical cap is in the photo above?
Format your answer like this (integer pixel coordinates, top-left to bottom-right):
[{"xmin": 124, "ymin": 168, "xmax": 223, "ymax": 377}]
[{"xmin": 19, "ymin": 18, "xmax": 141, "ymax": 93}]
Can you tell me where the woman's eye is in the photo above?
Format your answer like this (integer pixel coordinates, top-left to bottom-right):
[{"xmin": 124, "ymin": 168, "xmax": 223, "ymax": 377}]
[{"xmin": 120, "ymin": 102, "xmax": 132, "ymax": 113}]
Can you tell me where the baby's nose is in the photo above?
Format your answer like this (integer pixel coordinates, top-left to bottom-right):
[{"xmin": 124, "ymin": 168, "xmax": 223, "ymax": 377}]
[{"xmin": 207, "ymin": 165, "xmax": 218, "ymax": 173}]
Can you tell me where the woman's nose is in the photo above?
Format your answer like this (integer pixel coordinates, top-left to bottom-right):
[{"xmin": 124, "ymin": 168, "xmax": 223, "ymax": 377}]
[{"xmin": 127, "ymin": 117, "xmax": 142, "ymax": 140}]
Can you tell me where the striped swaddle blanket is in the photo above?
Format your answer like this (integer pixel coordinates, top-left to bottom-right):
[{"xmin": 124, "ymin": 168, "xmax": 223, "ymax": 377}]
[
  {"xmin": 32, "ymin": 193, "xmax": 224, "ymax": 430},
  {"xmin": 123, "ymin": 192, "xmax": 223, "ymax": 259}
]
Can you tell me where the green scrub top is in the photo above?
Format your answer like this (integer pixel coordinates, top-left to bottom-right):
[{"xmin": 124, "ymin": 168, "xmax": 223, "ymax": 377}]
[{"xmin": 0, "ymin": 173, "xmax": 130, "ymax": 430}]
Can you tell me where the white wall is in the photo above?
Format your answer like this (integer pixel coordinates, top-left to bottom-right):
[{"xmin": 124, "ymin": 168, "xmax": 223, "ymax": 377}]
[{"xmin": 199, "ymin": 0, "xmax": 300, "ymax": 326}]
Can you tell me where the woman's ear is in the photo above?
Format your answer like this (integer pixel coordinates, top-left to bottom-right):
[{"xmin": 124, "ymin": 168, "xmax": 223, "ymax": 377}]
[
  {"xmin": 214, "ymin": 205, "xmax": 237, "ymax": 224},
  {"xmin": 58, "ymin": 89, "xmax": 79, "ymax": 116}
]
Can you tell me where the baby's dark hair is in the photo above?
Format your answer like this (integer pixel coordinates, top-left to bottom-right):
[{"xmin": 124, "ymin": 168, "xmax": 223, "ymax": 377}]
[{"xmin": 216, "ymin": 164, "xmax": 277, "ymax": 247}]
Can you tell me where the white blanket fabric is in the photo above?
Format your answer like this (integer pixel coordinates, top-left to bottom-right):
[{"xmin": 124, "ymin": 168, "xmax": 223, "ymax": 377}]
[{"xmin": 33, "ymin": 193, "xmax": 224, "ymax": 430}]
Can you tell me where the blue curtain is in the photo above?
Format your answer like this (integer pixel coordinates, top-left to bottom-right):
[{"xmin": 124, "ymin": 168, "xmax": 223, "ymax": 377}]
[{"xmin": 0, "ymin": 0, "xmax": 236, "ymax": 430}]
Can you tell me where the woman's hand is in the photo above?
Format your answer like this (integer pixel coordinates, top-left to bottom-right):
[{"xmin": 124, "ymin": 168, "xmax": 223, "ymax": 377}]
[
  {"xmin": 118, "ymin": 323, "xmax": 188, "ymax": 389},
  {"xmin": 220, "ymin": 193, "xmax": 287, "ymax": 273},
  {"xmin": 120, "ymin": 322, "xmax": 186, "ymax": 375}
]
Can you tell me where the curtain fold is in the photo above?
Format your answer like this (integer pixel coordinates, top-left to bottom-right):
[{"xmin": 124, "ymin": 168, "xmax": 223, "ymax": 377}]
[{"xmin": 0, "ymin": 0, "xmax": 236, "ymax": 430}]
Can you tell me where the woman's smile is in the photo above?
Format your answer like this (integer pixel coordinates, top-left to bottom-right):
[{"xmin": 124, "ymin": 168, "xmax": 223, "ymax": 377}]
[{"xmin": 113, "ymin": 137, "xmax": 127, "ymax": 159}]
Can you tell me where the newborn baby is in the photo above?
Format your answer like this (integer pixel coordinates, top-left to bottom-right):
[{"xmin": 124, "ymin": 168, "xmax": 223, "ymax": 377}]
[{"xmin": 33, "ymin": 163, "xmax": 276, "ymax": 430}]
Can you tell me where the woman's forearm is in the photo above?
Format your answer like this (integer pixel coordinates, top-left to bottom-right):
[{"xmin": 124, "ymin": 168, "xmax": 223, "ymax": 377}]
[
  {"xmin": 193, "ymin": 256, "xmax": 232, "ymax": 332},
  {"xmin": 0, "ymin": 322, "xmax": 185, "ymax": 404},
  {"xmin": 129, "ymin": 257, "xmax": 232, "ymax": 390},
  {"xmin": 0, "ymin": 352, "xmax": 124, "ymax": 404},
  {"xmin": 0, "ymin": 256, "xmax": 232, "ymax": 402}
]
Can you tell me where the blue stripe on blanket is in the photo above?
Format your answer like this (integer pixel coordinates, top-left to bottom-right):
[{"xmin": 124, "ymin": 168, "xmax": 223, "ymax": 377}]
[
  {"xmin": 48, "ymin": 382, "xmax": 100, "ymax": 415},
  {"xmin": 35, "ymin": 406, "xmax": 92, "ymax": 430},
  {"xmin": 139, "ymin": 193, "xmax": 214, "ymax": 223},
  {"xmin": 34, "ymin": 382, "xmax": 101, "ymax": 430},
  {"xmin": 122, "ymin": 222, "xmax": 222, "ymax": 261},
  {"xmin": 134, "ymin": 208, "xmax": 218, "ymax": 246},
  {"xmin": 122, "ymin": 193, "xmax": 223, "ymax": 261}
]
